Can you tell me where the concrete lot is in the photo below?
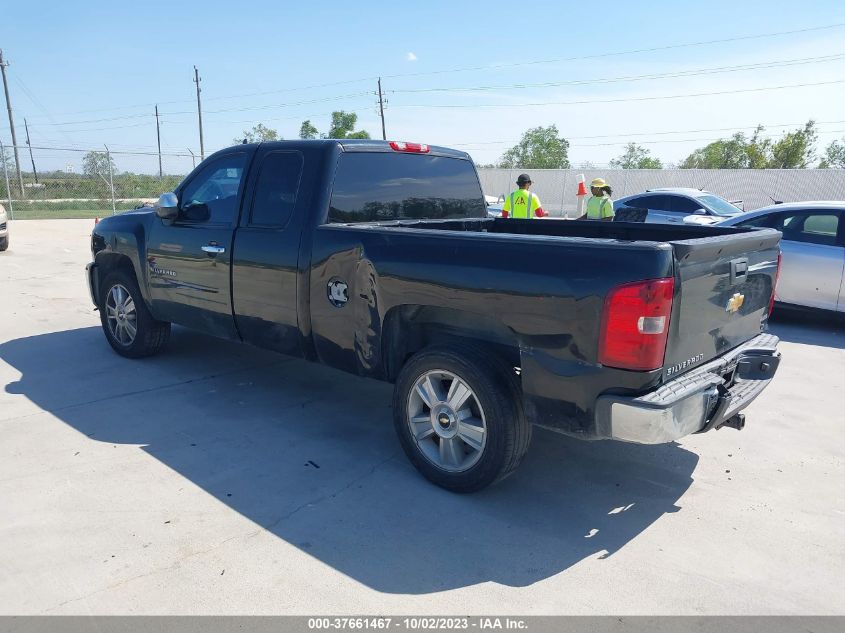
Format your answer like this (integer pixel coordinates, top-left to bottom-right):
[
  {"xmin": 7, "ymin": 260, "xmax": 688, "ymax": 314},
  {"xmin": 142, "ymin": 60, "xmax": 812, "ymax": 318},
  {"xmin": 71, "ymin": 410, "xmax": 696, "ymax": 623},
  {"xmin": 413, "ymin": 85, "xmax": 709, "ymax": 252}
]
[{"xmin": 1, "ymin": 219, "xmax": 843, "ymax": 615}]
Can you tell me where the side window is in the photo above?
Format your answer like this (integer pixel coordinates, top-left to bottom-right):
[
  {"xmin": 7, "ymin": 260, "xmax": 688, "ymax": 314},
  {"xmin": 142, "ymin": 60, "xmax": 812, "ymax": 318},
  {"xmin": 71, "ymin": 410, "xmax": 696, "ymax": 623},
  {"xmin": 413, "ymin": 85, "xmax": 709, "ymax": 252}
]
[
  {"xmin": 672, "ymin": 197, "xmax": 703, "ymax": 214},
  {"xmin": 622, "ymin": 195, "xmax": 655, "ymax": 209},
  {"xmin": 778, "ymin": 212, "xmax": 840, "ymax": 246},
  {"xmin": 630, "ymin": 195, "xmax": 671, "ymax": 211},
  {"xmin": 249, "ymin": 152, "xmax": 304, "ymax": 227},
  {"xmin": 179, "ymin": 153, "xmax": 247, "ymax": 225},
  {"xmin": 739, "ymin": 214, "xmax": 776, "ymax": 228}
]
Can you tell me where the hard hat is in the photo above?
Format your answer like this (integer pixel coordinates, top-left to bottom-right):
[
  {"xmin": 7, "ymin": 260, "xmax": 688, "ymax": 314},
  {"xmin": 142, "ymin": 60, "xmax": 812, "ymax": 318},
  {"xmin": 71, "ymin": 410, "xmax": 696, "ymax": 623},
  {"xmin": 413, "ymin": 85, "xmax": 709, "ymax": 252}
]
[
  {"xmin": 516, "ymin": 173, "xmax": 532, "ymax": 185},
  {"xmin": 590, "ymin": 178, "xmax": 608, "ymax": 188}
]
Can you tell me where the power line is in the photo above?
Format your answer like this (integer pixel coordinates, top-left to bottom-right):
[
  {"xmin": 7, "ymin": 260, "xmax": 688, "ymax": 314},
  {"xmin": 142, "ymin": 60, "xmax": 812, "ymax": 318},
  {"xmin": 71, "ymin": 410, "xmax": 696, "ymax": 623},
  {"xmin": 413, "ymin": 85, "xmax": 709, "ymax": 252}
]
[
  {"xmin": 14, "ymin": 144, "xmax": 194, "ymax": 157},
  {"xmin": 390, "ymin": 53, "xmax": 845, "ymax": 94},
  {"xmin": 17, "ymin": 22, "xmax": 845, "ymax": 124},
  {"xmin": 394, "ymin": 78, "xmax": 845, "ymax": 108},
  {"xmin": 567, "ymin": 130, "xmax": 845, "ymax": 148},
  {"xmin": 381, "ymin": 22, "xmax": 845, "ymax": 80},
  {"xmin": 21, "ymin": 76, "xmax": 380, "ymax": 120},
  {"xmin": 449, "ymin": 120, "xmax": 845, "ymax": 147}
]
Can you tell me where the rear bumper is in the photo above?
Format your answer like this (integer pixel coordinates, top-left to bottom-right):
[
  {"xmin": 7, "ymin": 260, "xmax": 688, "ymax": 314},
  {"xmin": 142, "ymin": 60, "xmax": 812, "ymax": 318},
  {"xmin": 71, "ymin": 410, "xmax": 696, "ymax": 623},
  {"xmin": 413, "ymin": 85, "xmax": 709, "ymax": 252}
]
[
  {"xmin": 594, "ymin": 333, "xmax": 780, "ymax": 444},
  {"xmin": 85, "ymin": 262, "xmax": 99, "ymax": 307}
]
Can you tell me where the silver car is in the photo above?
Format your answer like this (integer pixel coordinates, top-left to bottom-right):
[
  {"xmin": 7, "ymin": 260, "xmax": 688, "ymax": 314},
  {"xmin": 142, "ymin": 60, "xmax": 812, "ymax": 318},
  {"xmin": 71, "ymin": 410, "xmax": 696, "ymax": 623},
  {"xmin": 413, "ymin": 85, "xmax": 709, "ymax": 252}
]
[
  {"xmin": 0, "ymin": 203, "xmax": 9, "ymax": 252},
  {"xmin": 718, "ymin": 202, "xmax": 845, "ymax": 313},
  {"xmin": 615, "ymin": 188, "xmax": 744, "ymax": 224}
]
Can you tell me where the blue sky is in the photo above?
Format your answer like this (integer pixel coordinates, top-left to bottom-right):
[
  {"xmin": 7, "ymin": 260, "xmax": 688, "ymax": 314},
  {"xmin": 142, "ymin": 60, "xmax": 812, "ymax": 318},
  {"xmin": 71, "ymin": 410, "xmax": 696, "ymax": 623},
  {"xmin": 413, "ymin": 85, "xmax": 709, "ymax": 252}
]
[{"xmin": 2, "ymin": 0, "xmax": 845, "ymax": 173}]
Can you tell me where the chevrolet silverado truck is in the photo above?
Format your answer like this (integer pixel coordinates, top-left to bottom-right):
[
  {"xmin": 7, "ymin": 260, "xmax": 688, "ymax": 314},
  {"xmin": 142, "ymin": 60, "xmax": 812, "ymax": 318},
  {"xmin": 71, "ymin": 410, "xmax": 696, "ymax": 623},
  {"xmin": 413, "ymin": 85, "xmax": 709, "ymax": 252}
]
[{"xmin": 85, "ymin": 140, "xmax": 782, "ymax": 492}]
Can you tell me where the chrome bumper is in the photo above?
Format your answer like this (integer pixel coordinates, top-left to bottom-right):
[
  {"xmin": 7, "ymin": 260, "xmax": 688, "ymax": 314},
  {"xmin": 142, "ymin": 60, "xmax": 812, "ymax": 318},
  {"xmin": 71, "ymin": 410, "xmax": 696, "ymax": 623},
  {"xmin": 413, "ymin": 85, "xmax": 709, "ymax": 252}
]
[{"xmin": 595, "ymin": 333, "xmax": 780, "ymax": 444}]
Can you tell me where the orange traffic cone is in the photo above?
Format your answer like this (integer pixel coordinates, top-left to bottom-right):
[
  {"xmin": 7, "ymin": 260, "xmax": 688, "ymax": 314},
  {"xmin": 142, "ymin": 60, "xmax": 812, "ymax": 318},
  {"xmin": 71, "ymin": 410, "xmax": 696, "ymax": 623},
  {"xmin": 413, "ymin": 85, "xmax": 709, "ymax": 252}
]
[
  {"xmin": 576, "ymin": 174, "xmax": 588, "ymax": 197},
  {"xmin": 574, "ymin": 174, "xmax": 587, "ymax": 219}
]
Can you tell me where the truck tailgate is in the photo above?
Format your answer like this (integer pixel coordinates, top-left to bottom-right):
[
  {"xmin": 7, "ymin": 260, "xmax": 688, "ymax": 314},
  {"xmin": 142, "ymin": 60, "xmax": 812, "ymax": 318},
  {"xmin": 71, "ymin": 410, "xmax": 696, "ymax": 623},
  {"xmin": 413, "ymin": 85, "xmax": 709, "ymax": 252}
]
[{"xmin": 663, "ymin": 229, "xmax": 781, "ymax": 379}]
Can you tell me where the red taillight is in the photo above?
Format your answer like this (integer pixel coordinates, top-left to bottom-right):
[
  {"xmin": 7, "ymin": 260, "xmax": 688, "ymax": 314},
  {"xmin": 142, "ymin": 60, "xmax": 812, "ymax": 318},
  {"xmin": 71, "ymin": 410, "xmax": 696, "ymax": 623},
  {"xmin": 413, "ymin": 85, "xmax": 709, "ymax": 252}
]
[
  {"xmin": 389, "ymin": 141, "xmax": 430, "ymax": 153},
  {"xmin": 599, "ymin": 278, "xmax": 675, "ymax": 371},
  {"xmin": 768, "ymin": 251, "xmax": 782, "ymax": 317}
]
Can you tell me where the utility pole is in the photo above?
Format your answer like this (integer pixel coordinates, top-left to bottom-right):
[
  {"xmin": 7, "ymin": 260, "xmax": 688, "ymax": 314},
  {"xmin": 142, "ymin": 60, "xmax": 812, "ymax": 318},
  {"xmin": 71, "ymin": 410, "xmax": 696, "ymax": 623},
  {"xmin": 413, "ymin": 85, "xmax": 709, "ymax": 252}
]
[
  {"xmin": 187, "ymin": 148, "xmax": 196, "ymax": 169},
  {"xmin": 155, "ymin": 105, "xmax": 163, "ymax": 179},
  {"xmin": 0, "ymin": 50, "xmax": 25, "ymax": 197},
  {"xmin": 377, "ymin": 77, "xmax": 387, "ymax": 141},
  {"xmin": 24, "ymin": 118, "xmax": 37, "ymax": 184},
  {"xmin": 193, "ymin": 66, "xmax": 205, "ymax": 160}
]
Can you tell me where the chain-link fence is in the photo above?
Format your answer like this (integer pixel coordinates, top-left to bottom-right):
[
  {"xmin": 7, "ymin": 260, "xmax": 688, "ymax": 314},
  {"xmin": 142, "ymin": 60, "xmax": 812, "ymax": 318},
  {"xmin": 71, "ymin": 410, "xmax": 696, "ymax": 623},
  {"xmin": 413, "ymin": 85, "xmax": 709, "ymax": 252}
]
[
  {"xmin": 4, "ymin": 143, "xmax": 845, "ymax": 220},
  {"xmin": 0, "ymin": 143, "xmax": 195, "ymax": 220},
  {"xmin": 478, "ymin": 168, "xmax": 845, "ymax": 217}
]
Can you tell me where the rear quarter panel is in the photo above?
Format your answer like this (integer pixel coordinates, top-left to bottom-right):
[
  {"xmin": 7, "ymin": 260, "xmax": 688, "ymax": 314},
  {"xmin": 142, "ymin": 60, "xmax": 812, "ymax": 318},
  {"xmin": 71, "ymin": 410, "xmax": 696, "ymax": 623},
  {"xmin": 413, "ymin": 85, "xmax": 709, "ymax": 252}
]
[{"xmin": 308, "ymin": 225, "xmax": 675, "ymax": 435}]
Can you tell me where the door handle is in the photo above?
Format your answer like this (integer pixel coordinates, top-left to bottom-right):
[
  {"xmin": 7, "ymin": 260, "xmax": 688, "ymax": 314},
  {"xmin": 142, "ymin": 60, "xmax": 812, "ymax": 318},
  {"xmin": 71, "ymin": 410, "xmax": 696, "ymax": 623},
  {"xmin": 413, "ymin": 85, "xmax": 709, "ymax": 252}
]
[{"xmin": 201, "ymin": 244, "xmax": 225, "ymax": 254}]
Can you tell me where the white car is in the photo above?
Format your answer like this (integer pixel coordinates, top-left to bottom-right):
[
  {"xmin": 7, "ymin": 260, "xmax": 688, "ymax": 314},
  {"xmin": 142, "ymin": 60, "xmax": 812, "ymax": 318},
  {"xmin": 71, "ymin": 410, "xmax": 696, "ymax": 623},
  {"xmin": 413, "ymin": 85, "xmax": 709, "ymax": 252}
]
[
  {"xmin": 0, "ymin": 203, "xmax": 9, "ymax": 251},
  {"xmin": 615, "ymin": 188, "xmax": 744, "ymax": 225},
  {"xmin": 718, "ymin": 202, "xmax": 845, "ymax": 313}
]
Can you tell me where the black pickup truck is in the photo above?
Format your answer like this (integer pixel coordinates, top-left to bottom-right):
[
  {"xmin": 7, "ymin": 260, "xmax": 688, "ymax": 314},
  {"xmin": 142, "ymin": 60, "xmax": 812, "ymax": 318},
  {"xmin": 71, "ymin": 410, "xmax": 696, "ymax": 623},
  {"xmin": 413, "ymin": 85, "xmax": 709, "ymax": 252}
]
[{"xmin": 86, "ymin": 140, "xmax": 782, "ymax": 491}]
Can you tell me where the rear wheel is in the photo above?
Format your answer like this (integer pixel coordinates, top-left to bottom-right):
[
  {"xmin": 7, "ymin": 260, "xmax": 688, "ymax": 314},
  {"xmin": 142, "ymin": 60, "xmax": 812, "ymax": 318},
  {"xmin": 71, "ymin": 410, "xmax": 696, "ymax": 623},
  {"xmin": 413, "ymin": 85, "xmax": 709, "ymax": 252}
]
[
  {"xmin": 99, "ymin": 269, "xmax": 170, "ymax": 358},
  {"xmin": 392, "ymin": 344, "xmax": 531, "ymax": 492}
]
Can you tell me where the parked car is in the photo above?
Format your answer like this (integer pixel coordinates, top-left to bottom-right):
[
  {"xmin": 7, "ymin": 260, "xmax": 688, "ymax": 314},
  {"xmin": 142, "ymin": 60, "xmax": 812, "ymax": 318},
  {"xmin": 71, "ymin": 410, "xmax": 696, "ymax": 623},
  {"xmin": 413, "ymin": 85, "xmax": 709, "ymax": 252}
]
[
  {"xmin": 85, "ymin": 139, "xmax": 782, "ymax": 491},
  {"xmin": 615, "ymin": 188, "xmax": 744, "ymax": 225},
  {"xmin": 718, "ymin": 202, "xmax": 844, "ymax": 313},
  {"xmin": 485, "ymin": 194, "xmax": 504, "ymax": 218},
  {"xmin": 0, "ymin": 203, "xmax": 9, "ymax": 251}
]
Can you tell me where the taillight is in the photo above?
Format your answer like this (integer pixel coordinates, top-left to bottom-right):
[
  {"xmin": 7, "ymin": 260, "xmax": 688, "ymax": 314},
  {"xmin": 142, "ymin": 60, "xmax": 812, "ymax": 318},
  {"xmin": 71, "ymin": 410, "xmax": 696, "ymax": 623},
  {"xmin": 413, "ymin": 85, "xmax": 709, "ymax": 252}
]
[
  {"xmin": 768, "ymin": 251, "xmax": 782, "ymax": 316},
  {"xmin": 599, "ymin": 278, "xmax": 675, "ymax": 371},
  {"xmin": 389, "ymin": 141, "xmax": 430, "ymax": 153}
]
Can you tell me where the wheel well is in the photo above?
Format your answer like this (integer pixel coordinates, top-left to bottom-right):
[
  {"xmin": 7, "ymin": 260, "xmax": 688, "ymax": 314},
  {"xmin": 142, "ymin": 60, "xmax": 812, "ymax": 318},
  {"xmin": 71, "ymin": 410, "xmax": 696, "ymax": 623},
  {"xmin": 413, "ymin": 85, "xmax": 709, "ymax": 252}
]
[
  {"xmin": 96, "ymin": 252, "xmax": 135, "ymax": 281},
  {"xmin": 381, "ymin": 305, "xmax": 520, "ymax": 381}
]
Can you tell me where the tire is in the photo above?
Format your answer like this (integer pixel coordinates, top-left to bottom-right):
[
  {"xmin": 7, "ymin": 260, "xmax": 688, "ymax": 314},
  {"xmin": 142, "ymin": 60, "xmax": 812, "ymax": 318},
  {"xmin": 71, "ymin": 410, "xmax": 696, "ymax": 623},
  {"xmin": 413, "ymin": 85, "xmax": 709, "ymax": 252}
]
[
  {"xmin": 392, "ymin": 344, "xmax": 532, "ymax": 492},
  {"xmin": 0, "ymin": 236, "xmax": 8, "ymax": 251},
  {"xmin": 98, "ymin": 268, "xmax": 170, "ymax": 358}
]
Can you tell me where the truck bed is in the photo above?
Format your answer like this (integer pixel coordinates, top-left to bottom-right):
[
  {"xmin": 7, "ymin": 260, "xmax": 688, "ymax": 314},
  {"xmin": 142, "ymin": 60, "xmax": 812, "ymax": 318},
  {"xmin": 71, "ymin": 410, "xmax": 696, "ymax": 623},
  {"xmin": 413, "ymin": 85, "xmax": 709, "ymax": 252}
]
[{"xmin": 313, "ymin": 217, "xmax": 780, "ymax": 436}]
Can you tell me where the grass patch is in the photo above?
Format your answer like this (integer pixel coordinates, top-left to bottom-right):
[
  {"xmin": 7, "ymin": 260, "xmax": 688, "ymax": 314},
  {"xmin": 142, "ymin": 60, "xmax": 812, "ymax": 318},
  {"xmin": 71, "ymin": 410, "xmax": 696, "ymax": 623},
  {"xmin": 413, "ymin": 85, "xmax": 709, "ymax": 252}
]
[{"xmin": 9, "ymin": 200, "xmax": 145, "ymax": 220}]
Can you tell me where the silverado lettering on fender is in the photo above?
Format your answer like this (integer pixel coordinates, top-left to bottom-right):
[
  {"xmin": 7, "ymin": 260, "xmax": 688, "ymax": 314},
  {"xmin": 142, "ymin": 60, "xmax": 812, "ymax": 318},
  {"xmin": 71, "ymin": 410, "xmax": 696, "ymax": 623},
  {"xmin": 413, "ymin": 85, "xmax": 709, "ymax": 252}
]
[{"xmin": 85, "ymin": 140, "xmax": 782, "ymax": 492}]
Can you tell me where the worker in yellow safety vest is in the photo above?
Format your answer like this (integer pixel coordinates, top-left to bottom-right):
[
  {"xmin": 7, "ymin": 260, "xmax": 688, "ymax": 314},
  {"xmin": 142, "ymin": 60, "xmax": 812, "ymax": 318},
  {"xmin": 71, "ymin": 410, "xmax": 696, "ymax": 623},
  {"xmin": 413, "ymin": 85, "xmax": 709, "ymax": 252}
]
[
  {"xmin": 502, "ymin": 173, "xmax": 547, "ymax": 218},
  {"xmin": 581, "ymin": 178, "xmax": 615, "ymax": 221}
]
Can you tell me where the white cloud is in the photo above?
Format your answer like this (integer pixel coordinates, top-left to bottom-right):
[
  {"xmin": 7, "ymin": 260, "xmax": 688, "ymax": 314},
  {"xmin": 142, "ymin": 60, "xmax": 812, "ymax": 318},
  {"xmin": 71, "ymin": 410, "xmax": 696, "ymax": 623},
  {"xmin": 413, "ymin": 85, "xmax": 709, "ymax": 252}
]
[{"xmin": 406, "ymin": 52, "xmax": 418, "ymax": 62}]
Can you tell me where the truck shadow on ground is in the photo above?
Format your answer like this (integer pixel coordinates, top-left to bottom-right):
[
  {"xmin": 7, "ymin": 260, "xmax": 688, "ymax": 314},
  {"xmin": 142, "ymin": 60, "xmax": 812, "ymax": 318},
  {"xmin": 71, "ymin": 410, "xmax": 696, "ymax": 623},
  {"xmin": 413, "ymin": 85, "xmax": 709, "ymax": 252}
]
[
  {"xmin": 1, "ymin": 326, "xmax": 698, "ymax": 594},
  {"xmin": 769, "ymin": 310, "xmax": 845, "ymax": 349}
]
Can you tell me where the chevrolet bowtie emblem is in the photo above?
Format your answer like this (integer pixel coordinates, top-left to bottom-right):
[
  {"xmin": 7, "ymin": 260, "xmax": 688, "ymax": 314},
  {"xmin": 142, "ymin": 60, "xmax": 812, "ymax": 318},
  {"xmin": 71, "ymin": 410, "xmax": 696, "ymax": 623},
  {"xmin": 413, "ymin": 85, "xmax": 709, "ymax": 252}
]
[{"xmin": 726, "ymin": 293, "xmax": 745, "ymax": 313}]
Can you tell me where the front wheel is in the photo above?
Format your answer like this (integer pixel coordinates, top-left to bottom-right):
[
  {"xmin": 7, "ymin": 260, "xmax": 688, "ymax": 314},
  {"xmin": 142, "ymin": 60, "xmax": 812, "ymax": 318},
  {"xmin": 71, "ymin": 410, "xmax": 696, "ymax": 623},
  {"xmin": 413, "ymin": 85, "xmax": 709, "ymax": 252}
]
[
  {"xmin": 99, "ymin": 269, "xmax": 170, "ymax": 358},
  {"xmin": 392, "ymin": 345, "xmax": 531, "ymax": 492}
]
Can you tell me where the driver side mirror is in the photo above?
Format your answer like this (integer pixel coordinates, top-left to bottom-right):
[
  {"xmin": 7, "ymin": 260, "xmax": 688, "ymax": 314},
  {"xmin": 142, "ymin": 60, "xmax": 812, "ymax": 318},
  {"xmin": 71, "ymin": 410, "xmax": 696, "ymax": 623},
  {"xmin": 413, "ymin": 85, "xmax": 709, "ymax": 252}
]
[
  {"xmin": 693, "ymin": 208, "xmax": 707, "ymax": 215},
  {"xmin": 155, "ymin": 192, "xmax": 179, "ymax": 220}
]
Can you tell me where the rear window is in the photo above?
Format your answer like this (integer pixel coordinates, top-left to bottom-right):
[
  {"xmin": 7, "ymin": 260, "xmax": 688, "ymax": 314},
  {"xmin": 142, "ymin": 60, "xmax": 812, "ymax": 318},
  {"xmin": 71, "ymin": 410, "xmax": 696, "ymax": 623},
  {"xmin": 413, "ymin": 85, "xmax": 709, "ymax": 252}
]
[
  {"xmin": 328, "ymin": 153, "xmax": 486, "ymax": 223},
  {"xmin": 698, "ymin": 195, "xmax": 742, "ymax": 216}
]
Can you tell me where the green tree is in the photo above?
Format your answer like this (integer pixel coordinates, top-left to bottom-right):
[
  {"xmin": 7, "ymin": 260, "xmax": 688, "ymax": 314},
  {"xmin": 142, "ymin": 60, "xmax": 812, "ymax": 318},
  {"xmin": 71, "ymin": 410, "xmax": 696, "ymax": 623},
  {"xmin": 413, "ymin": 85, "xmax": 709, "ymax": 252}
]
[
  {"xmin": 769, "ymin": 121, "xmax": 817, "ymax": 168},
  {"xmin": 499, "ymin": 125, "xmax": 570, "ymax": 169},
  {"xmin": 610, "ymin": 143, "xmax": 663, "ymax": 169},
  {"xmin": 299, "ymin": 120, "xmax": 319, "ymax": 140},
  {"xmin": 327, "ymin": 111, "xmax": 370, "ymax": 139},
  {"xmin": 82, "ymin": 151, "xmax": 117, "ymax": 180},
  {"xmin": 679, "ymin": 133, "xmax": 754, "ymax": 169},
  {"xmin": 299, "ymin": 111, "xmax": 370, "ymax": 140},
  {"xmin": 820, "ymin": 137, "xmax": 845, "ymax": 168},
  {"xmin": 680, "ymin": 122, "xmax": 818, "ymax": 169},
  {"xmin": 235, "ymin": 123, "xmax": 280, "ymax": 144}
]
